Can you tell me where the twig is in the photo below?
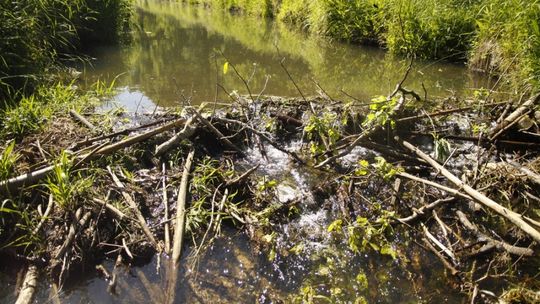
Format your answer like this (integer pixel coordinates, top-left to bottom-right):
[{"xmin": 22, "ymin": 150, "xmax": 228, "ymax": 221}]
[
  {"xmin": 163, "ymin": 164, "xmax": 171, "ymax": 255},
  {"xmin": 69, "ymin": 110, "xmax": 97, "ymax": 132},
  {"xmin": 108, "ymin": 167, "xmax": 159, "ymax": 250},
  {"xmin": 154, "ymin": 117, "xmax": 196, "ymax": 156},
  {"xmin": 398, "ymin": 137, "xmax": 540, "ymax": 243},
  {"xmin": 172, "ymin": 150, "xmax": 194, "ymax": 265},
  {"xmin": 456, "ymin": 211, "xmax": 534, "ymax": 256},
  {"xmin": 398, "ymin": 197, "xmax": 455, "ymax": 223}
]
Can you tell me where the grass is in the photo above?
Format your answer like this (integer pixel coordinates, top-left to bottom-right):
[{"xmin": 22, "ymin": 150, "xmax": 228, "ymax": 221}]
[
  {"xmin": 0, "ymin": 0, "xmax": 132, "ymax": 99},
  {"xmin": 195, "ymin": 0, "xmax": 540, "ymax": 91}
]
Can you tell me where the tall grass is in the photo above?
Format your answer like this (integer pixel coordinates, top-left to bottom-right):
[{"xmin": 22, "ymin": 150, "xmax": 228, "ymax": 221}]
[
  {"xmin": 0, "ymin": 0, "xmax": 132, "ymax": 99},
  {"xmin": 197, "ymin": 0, "xmax": 539, "ymax": 90}
]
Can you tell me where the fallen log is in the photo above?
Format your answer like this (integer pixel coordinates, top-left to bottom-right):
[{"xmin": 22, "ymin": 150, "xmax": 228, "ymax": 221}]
[{"xmin": 398, "ymin": 137, "xmax": 540, "ymax": 244}]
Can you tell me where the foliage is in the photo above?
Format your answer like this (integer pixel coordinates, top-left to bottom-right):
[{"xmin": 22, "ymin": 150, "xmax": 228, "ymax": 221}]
[
  {"xmin": 362, "ymin": 95, "xmax": 398, "ymax": 129},
  {"xmin": 304, "ymin": 112, "xmax": 343, "ymax": 157},
  {"xmin": 0, "ymin": 0, "xmax": 132, "ymax": 98},
  {"xmin": 0, "ymin": 141, "xmax": 21, "ymax": 181},
  {"xmin": 44, "ymin": 152, "xmax": 93, "ymax": 210}
]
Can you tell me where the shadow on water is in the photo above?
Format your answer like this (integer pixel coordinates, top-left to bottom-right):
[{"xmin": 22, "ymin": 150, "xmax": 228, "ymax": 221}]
[{"xmin": 84, "ymin": 0, "xmax": 493, "ymax": 110}]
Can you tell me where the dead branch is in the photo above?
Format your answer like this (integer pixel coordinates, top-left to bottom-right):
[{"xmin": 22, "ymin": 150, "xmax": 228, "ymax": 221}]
[
  {"xmin": 422, "ymin": 237, "xmax": 459, "ymax": 276},
  {"xmin": 172, "ymin": 150, "xmax": 194, "ymax": 265},
  {"xmin": 69, "ymin": 110, "xmax": 97, "ymax": 132},
  {"xmin": 489, "ymin": 93, "xmax": 539, "ymax": 140},
  {"xmin": 108, "ymin": 167, "xmax": 159, "ymax": 250},
  {"xmin": 398, "ymin": 137, "xmax": 540, "ymax": 244},
  {"xmin": 456, "ymin": 211, "xmax": 534, "ymax": 256},
  {"xmin": 226, "ymin": 164, "xmax": 260, "ymax": 186},
  {"xmin": 398, "ymin": 197, "xmax": 455, "ymax": 223},
  {"xmin": 155, "ymin": 117, "xmax": 196, "ymax": 156}
]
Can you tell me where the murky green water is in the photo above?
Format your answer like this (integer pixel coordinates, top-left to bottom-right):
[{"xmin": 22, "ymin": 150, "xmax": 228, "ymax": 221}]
[{"xmin": 84, "ymin": 0, "xmax": 491, "ymax": 110}]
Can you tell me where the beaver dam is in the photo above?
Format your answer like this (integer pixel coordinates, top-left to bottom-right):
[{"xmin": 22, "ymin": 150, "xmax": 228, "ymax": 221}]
[
  {"xmin": 1, "ymin": 64, "xmax": 540, "ymax": 303},
  {"xmin": 1, "ymin": 1, "xmax": 540, "ymax": 304}
]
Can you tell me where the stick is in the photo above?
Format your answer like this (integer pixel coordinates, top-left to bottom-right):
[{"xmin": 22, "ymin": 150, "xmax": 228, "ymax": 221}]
[
  {"xmin": 69, "ymin": 110, "xmax": 97, "ymax": 132},
  {"xmin": 108, "ymin": 167, "xmax": 159, "ymax": 250},
  {"xmin": 398, "ymin": 197, "xmax": 455, "ymax": 223},
  {"xmin": 155, "ymin": 117, "xmax": 196, "ymax": 156},
  {"xmin": 422, "ymin": 237, "xmax": 459, "ymax": 276},
  {"xmin": 167, "ymin": 150, "xmax": 194, "ymax": 304},
  {"xmin": 456, "ymin": 211, "xmax": 534, "ymax": 256},
  {"xmin": 171, "ymin": 150, "xmax": 194, "ymax": 265},
  {"xmin": 15, "ymin": 265, "xmax": 39, "ymax": 304},
  {"xmin": 226, "ymin": 164, "xmax": 259, "ymax": 186},
  {"xmin": 398, "ymin": 137, "xmax": 540, "ymax": 243},
  {"xmin": 92, "ymin": 198, "xmax": 128, "ymax": 221},
  {"xmin": 489, "ymin": 93, "xmax": 539, "ymax": 140},
  {"xmin": 163, "ymin": 164, "xmax": 171, "ymax": 255},
  {"xmin": 188, "ymin": 108, "xmax": 245, "ymax": 155}
]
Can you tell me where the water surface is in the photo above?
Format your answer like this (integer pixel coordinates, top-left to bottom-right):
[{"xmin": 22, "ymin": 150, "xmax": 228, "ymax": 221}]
[{"xmin": 84, "ymin": 0, "xmax": 491, "ymax": 110}]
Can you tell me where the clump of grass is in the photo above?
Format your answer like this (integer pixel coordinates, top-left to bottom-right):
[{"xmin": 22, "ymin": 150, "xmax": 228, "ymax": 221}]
[
  {"xmin": 0, "ymin": 141, "xmax": 21, "ymax": 181},
  {"xmin": 44, "ymin": 152, "xmax": 93, "ymax": 210}
]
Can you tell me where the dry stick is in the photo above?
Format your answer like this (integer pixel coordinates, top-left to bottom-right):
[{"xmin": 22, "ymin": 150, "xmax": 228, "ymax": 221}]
[
  {"xmin": 422, "ymin": 224, "xmax": 456, "ymax": 262},
  {"xmin": 490, "ymin": 110, "xmax": 533, "ymax": 141},
  {"xmin": 69, "ymin": 110, "xmax": 97, "ymax": 132},
  {"xmin": 398, "ymin": 197, "xmax": 455, "ymax": 223},
  {"xmin": 167, "ymin": 150, "xmax": 194, "ymax": 304},
  {"xmin": 163, "ymin": 164, "xmax": 171, "ymax": 255},
  {"xmin": 396, "ymin": 101, "xmax": 507, "ymax": 123},
  {"xmin": 155, "ymin": 117, "xmax": 196, "ymax": 156},
  {"xmin": 171, "ymin": 150, "xmax": 194, "ymax": 265},
  {"xmin": 456, "ymin": 210, "xmax": 534, "ymax": 256},
  {"xmin": 92, "ymin": 198, "xmax": 128, "ymax": 221},
  {"xmin": 226, "ymin": 164, "xmax": 260, "ymax": 186},
  {"xmin": 32, "ymin": 194, "xmax": 54, "ymax": 235},
  {"xmin": 108, "ymin": 167, "xmax": 159, "ymax": 250},
  {"xmin": 489, "ymin": 93, "xmax": 540, "ymax": 141},
  {"xmin": 507, "ymin": 160, "xmax": 540, "ymax": 186},
  {"xmin": 15, "ymin": 265, "xmax": 39, "ymax": 304},
  {"xmin": 0, "ymin": 118, "xmax": 187, "ymax": 193},
  {"xmin": 422, "ymin": 237, "xmax": 459, "ymax": 276},
  {"xmin": 397, "ymin": 172, "xmax": 470, "ymax": 199},
  {"xmin": 72, "ymin": 117, "xmax": 177, "ymax": 149},
  {"xmin": 398, "ymin": 137, "xmax": 540, "ymax": 244},
  {"xmin": 188, "ymin": 108, "xmax": 245, "ymax": 156},
  {"xmin": 51, "ymin": 208, "xmax": 92, "ymax": 278}
]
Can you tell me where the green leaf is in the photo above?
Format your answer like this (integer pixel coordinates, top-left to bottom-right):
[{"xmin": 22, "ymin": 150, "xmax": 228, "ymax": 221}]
[
  {"xmin": 380, "ymin": 245, "xmax": 398, "ymax": 259},
  {"xmin": 327, "ymin": 219, "xmax": 343, "ymax": 232},
  {"xmin": 223, "ymin": 61, "xmax": 229, "ymax": 75}
]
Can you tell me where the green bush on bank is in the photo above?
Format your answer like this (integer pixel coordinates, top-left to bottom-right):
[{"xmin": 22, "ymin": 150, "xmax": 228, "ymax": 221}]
[
  {"xmin": 0, "ymin": 0, "xmax": 132, "ymax": 100},
  {"xmin": 198, "ymin": 0, "xmax": 540, "ymax": 90}
]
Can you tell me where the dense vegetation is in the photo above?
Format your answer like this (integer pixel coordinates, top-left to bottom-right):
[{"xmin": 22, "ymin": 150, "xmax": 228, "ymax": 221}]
[
  {"xmin": 196, "ymin": 0, "xmax": 540, "ymax": 91},
  {"xmin": 0, "ymin": 0, "xmax": 132, "ymax": 101}
]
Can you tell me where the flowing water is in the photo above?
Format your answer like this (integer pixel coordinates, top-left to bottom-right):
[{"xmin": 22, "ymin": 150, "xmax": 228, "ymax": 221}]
[{"xmin": 2, "ymin": 1, "xmax": 494, "ymax": 302}]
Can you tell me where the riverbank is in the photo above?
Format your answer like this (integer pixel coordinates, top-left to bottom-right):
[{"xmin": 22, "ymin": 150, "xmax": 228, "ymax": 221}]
[
  {"xmin": 195, "ymin": 0, "xmax": 540, "ymax": 91},
  {"xmin": 0, "ymin": 0, "xmax": 131, "ymax": 101}
]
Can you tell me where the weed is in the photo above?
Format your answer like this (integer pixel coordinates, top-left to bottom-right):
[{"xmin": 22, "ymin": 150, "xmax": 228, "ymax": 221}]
[
  {"xmin": 0, "ymin": 141, "xmax": 21, "ymax": 181},
  {"xmin": 44, "ymin": 152, "xmax": 93, "ymax": 210}
]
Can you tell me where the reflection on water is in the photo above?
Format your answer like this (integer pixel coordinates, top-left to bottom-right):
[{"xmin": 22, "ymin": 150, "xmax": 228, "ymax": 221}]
[{"xmin": 84, "ymin": 0, "xmax": 492, "ymax": 109}]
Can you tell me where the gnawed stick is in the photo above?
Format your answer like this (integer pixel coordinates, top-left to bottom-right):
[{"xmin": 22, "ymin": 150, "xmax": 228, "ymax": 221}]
[
  {"xmin": 69, "ymin": 110, "xmax": 97, "ymax": 132},
  {"xmin": 188, "ymin": 108, "xmax": 245, "ymax": 155},
  {"xmin": 226, "ymin": 164, "xmax": 259, "ymax": 186},
  {"xmin": 456, "ymin": 211, "xmax": 534, "ymax": 256},
  {"xmin": 167, "ymin": 150, "xmax": 194, "ymax": 304},
  {"xmin": 15, "ymin": 265, "xmax": 38, "ymax": 304},
  {"xmin": 398, "ymin": 197, "xmax": 455, "ymax": 223},
  {"xmin": 163, "ymin": 164, "xmax": 171, "ymax": 255},
  {"xmin": 171, "ymin": 150, "xmax": 194, "ymax": 265},
  {"xmin": 398, "ymin": 137, "xmax": 540, "ymax": 244},
  {"xmin": 422, "ymin": 237, "xmax": 459, "ymax": 276},
  {"xmin": 423, "ymin": 224, "xmax": 457, "ymax": 263},
  {"xmin": 92, "ymin": 198, "xmax": 128, "ymax": 221},
  {"xmin": 108, "ymin": 167, "xmax": 159, "ymax": 250},
  {"xmin": 155, "ymin": 117, "xmax": 196, "ymax": 156},
  {"xmin": 489, "ymin": 93, "xmax": 539, "ymax": 141}
]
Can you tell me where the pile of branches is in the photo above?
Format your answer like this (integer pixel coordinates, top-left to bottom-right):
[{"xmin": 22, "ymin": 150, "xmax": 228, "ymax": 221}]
[{"xmin": 2, "ymin": 73, "xmax": 540, "ymax": 303}]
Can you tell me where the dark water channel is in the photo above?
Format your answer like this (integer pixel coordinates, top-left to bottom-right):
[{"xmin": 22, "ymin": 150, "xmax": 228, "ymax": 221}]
[{"xmin": 2, "ymin": 1, "xmax": 495, "ymax": 303}]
